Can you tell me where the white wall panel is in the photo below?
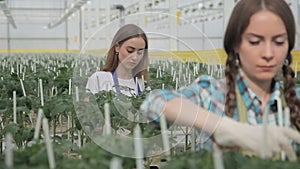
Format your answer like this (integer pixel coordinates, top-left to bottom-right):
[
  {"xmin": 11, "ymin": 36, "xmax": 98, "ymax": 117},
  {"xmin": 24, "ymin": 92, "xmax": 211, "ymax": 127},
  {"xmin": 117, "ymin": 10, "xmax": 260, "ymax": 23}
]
[
  {"xmin": 177, "ymin": 38, "xmax": 204, "ymax": 51},
  {"xmin": 0, "ymin": 40, "xmax": 8, "ymax": 50},
  {"xmin": 67, "ymin": 14, "xmax": 80, "ymax": 51},
  {"xmin": 148, "ymin": 38, "xmax": 170, "ymax": 52},
  {"xmin": 10, "ymin": 39, "xmax": 65, "ymax": 50},
  {"xmin": 9, "ymin": 23, "xmax": 65, "ymax": 38},
  {"xmin": 4, "ymin": 22, "xmax": 67, "ymax": 50}
]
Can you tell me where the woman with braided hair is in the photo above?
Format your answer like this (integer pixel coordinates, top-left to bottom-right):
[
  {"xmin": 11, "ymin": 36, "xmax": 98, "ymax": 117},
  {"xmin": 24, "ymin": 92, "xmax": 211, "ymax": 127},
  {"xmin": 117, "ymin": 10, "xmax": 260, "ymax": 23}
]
[{"xmin": 140, "ymin": 0, "xmax": 300, "ymax": 161}]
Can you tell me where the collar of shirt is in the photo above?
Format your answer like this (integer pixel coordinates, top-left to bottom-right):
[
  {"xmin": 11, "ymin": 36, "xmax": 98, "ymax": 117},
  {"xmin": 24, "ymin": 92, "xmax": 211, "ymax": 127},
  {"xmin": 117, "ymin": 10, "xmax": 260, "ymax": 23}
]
[{"xmin": 236, "ymin": 69, "xmax": 281, "ymax": 124}]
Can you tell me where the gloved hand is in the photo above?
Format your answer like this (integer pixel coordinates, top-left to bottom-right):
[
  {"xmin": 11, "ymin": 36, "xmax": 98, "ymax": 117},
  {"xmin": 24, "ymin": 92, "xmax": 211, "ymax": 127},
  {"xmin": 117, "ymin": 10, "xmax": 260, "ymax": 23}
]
[{"xmin": 213, "ymin": 117, "xmax": 300, "ymax": 161}]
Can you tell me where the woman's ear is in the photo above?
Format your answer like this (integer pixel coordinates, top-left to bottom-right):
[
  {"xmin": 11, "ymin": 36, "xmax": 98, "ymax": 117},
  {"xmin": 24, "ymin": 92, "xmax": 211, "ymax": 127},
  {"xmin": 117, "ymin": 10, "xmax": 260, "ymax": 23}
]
[
  {"xmin": 234, "ymin": 45, "xmax": 240, "ymax": 53},
  {"xmin": 114, "ymin": 44, "xmax": 120, "ymax": 53}
]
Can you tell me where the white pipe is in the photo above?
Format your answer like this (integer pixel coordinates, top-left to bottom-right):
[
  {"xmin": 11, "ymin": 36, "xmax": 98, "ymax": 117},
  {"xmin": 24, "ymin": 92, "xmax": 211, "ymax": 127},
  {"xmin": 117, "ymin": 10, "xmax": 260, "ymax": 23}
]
[
  {"xmin": 134, "ymin": 124, "xmax": 144, "ymax": 169},
  {"xmin": 13, "ymin": 91, "xmax": 17, "ymax": 123},
  {"xmin": 34, "ymin": 109, "xmax": 44, "ymax": 140},
  {"xmin": 68, "ymin": 79, "xmax": 72, "ymax": 95},
  {"xmin": 39, "ymin": 79, "xmax": 44, "ymax": 107},
  {"xmin": 104, "ymin": 103, "xmax": 111, "ymax": 135},
  {"xmin": 75, "ymin": 86, "xmax": 79, "ymax": 102},
  {"xmin": 160, "ymin": 114, "xmax": 171, "ymax": 161},
  {"xmin": 261, "ymin": 106, "xmax": 269, "ymax": 159},
  {"xmin": 110, "ymin": 157, "xmax": 122, "ymax": 169},
  {"xmin": 212, "ymin": 142, "xmax": 224, "ymax": 169},
  {"xmin": 5, "ymin": 133, "xmax": 13, "ymax": 168},
  {"xmin": 20, "ymin": 79, "xmax": 26, "ymax": 96},
  {"xmin": 275, "ymin": 96, "xmax": 285, "ymax": 160},
  {"xmin": 43, "ymin": 118, "xmax": 56, "ymax": 169}
]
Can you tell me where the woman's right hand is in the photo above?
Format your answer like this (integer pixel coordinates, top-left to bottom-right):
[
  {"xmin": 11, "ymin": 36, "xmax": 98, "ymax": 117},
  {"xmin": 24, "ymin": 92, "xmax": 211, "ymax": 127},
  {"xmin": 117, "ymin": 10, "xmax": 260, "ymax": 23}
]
[{"xmin": 213, "ymin": 117, "xmax": 300, "ymax": 161}]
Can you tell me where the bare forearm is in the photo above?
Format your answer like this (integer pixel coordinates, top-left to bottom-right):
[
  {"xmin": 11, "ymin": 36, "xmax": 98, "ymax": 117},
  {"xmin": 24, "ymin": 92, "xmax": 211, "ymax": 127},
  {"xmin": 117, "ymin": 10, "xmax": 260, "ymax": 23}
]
[{"xmin": 164, "ymin": 97, "xmax": 221, "ymax": 134}]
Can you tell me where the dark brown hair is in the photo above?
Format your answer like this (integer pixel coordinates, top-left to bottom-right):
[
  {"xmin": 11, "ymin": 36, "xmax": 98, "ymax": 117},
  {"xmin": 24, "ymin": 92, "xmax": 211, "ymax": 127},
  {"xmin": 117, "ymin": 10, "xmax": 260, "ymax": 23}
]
[
  {"xmin": 223, "ymin": 0, "xmax": 300, "ymax": 130},
  {"xmin": 101, "ymin": 24, "xmax": 149, "ymax": 82}
]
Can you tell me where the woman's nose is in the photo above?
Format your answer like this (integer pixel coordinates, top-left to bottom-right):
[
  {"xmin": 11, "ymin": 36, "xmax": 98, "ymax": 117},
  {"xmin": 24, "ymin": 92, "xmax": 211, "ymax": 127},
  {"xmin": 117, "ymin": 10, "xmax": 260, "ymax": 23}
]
[
  {"xmin": 262, "ymin": 42, "xmax": 274, "ymax": 61},
  {"xmin": 129, "ymin": 52, "xmax": 138, "ymax": 60},
  {"xmin": 128, "ymin": 50, "xmax": 144, "ymax": 61}
]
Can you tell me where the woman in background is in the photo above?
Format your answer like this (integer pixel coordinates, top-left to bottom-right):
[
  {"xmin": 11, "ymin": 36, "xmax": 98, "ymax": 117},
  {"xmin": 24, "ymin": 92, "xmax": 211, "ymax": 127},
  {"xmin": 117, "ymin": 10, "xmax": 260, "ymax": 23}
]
[{"xmin": 86, "ymin": 24, "xmax": 149, "ymax": 97}]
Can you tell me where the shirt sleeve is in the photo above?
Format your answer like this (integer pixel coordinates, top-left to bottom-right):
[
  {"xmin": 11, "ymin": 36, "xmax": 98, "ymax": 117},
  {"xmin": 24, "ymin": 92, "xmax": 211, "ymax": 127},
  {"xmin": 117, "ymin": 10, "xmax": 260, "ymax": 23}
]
[
  {"xmin": 140, "ymin": 75, "xmax": 217, "ymax": 123},
  {"xmin": 86, "ymin": 73, "xmax": 99, "ymax": 94}
]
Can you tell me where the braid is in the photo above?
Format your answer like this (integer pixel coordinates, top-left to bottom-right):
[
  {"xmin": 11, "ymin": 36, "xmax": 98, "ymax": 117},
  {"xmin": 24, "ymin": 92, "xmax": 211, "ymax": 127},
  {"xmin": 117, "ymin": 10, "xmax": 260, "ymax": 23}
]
[
  {"xmin": 282, "ymin": 64, "xmax": 300, "ymax": 131},
  {"xmin": 225, "ymin": 53, "xmax": 239, "ymax": 117}
]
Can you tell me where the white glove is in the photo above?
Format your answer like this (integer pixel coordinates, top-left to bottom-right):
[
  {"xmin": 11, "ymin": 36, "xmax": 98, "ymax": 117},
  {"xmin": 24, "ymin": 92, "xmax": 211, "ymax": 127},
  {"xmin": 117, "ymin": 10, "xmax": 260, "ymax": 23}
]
[{"xmin": 213, "ymin": 117, "xmax": 300, "ymax": 161}]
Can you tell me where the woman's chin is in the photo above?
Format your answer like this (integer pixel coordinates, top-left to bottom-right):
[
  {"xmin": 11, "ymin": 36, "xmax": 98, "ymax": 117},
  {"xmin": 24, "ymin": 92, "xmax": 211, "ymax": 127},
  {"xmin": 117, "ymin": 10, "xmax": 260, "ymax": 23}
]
[{"xmin": 126, "ymin": 64, "xmax": 138, "ymax": 69}]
